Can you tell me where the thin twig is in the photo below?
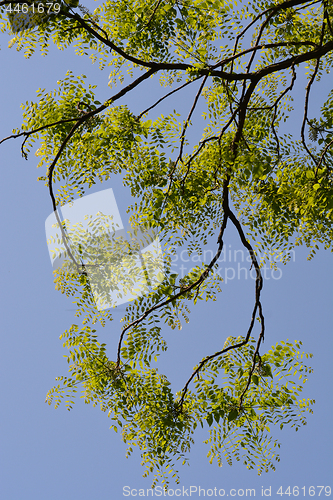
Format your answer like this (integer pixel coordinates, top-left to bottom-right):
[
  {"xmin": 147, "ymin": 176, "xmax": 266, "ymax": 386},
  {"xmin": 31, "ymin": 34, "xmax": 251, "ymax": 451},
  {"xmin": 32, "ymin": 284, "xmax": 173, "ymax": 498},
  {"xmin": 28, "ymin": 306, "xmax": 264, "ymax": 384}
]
[
  {"xmin": 116, "ymin": 176, "xmax": 230, "ymax": 367},
  {"xmin": 314, "ymin": 137, "xmax": 333, "ymax": 176},
  {"xmin": 175, "ymin": 196, "xmax": 264, "ymax": 412},
  {"xmin": 0, "ymin": 117, "xmax": 79, "ymax": 159},
  {"xmin": 137, "ymin": 77, "xmax": 200, "ymax": 121},
  {"xmin": 143, "ymin": 0, "xmax": 163, "ymax": 30},
  {"xmin": 239, "ymin": 301, "xmax": 265, "ymax": 408},
  {"xmin": 162, "ymin": 75, "xmax": 208, "ymax": 208}
]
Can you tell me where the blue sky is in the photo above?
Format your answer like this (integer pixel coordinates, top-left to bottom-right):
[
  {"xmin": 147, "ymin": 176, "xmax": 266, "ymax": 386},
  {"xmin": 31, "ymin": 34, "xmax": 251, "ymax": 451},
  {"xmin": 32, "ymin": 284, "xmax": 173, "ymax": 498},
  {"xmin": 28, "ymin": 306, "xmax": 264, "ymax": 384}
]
[{"xmin": 0, "ymin": 6, "xmax": 332, "ymax": 499}]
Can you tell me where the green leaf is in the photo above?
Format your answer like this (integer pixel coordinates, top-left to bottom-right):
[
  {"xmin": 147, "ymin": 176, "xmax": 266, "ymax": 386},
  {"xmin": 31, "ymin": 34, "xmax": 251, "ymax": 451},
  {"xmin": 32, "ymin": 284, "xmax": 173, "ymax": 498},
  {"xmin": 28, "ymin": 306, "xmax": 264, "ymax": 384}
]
[
  {"xmin": 228, "ymin": 409, "xmax": 239, "ymax": 422},
  {"xmin": 206, "ymin": 413, "xmax": 213, "ymax": 427}
]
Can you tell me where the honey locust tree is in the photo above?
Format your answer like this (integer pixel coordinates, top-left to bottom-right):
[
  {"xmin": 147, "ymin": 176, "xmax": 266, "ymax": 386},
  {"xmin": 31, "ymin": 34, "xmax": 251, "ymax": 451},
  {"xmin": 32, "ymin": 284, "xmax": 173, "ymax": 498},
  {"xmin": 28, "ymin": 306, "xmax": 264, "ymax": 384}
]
[{"xmin": 1, "ymin": 0, "xmax": 332, "ymax": 487}]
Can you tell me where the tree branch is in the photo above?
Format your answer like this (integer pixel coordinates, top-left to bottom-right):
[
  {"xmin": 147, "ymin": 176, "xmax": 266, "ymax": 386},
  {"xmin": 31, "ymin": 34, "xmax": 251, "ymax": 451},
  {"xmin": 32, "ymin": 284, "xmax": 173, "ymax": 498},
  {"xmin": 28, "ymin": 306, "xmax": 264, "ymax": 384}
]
[
  {"xmin": 0, "ymin": 117, "xmax": 80, "ymax": 159},
  {"xmin": 176, "ymin": 206, "xmax": 264, "ymax": 413},
  {"xmin": 116, "ymin": 175, "xmax": 230, "ymax": 367},
  {"xmin": 168, "ymin": 75, "xmax": 208, "ymax": 191},
  {"xmin": 136, "ymin": 76, "xmax": 200, "ymax": 121},
  {"xmin": 315, "ymin": 137, "xmax": 333, "ymax": 175}
]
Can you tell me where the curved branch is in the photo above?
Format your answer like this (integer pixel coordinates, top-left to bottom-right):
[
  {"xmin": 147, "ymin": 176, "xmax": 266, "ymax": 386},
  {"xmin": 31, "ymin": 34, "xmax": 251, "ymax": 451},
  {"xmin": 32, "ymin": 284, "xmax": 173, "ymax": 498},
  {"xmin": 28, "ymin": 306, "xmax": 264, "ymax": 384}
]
[
  {"xmin": 168, "ymin": 75, "xmax": 208, "ymax": 190},
  {"xmin": 314, "ymin": 137, "xmax": 333, "ymax": 175},
  {"xmin": 62, "ymin": 11, "xmax": 159, "ymax": 69},
  {"xmin": 213, "ymin": 41, "xmax": 318, "ymax": 71},
  {"xmin": 229, "ymin": 0, "xmax": 317, "ymax": 72},
  {"xmin": 142, "ymin": 0, "xmax": 163, "ymax": 30},
  {"xmin": 137, "ymin": 76, "xmax": 200, "ymax": 121},
  {"xmin": 42, "ymin": 69, "xmax": 157, "ymax": 276},
  {"xmin": 324, "ymin": 2, "xmax": 333, "ymax": 36},
  {"xmin": 239, "ymin": 301, "xmax": 265, "ymax": 408},
  {"xmin": 176, "ymin": 205, "xmax": 263, "ymax": 412},
  {"xmin": 116, "ymin": 176, "xmax": 230, "ymax": 367},
  {"xmin": 0, "ymin": 117, "xmax": 78, "ymax": 147},
  {"xmin": 47, "ymin": 68, "xmax": 156, "ymax": 210}
]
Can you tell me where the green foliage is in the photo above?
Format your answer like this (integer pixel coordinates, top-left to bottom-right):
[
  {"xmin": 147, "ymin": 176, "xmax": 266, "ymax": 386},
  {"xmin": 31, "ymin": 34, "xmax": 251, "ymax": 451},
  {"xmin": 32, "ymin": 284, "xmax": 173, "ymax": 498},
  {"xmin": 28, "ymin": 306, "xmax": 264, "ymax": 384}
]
[
  {"xmin": 45, "ymin": 332, "xmax": 314, "ymax": 484},
  {"xmin": 1, "ymin": 0, "xmax": 332, "ymax": 487},
  {"xmin": 200, "ymin": 338, "xmax": 314, "ymax": 474}
]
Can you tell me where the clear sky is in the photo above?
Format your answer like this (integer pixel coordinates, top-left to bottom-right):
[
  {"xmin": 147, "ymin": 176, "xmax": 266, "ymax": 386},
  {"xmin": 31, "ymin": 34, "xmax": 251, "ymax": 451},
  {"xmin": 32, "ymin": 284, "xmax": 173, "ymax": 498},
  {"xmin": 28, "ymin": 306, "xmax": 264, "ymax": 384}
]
[{"xmin": 0, "ymin": 4, "xmax": 332, "ymax": 499}]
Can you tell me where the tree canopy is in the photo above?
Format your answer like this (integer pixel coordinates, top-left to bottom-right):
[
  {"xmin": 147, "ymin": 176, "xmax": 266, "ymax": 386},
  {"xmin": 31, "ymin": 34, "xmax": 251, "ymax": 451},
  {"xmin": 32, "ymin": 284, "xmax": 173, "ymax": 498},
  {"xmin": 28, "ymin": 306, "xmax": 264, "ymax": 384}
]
[{"xmin": 1, "ymin": 0, "xmax": 332, "ymax": 487}]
